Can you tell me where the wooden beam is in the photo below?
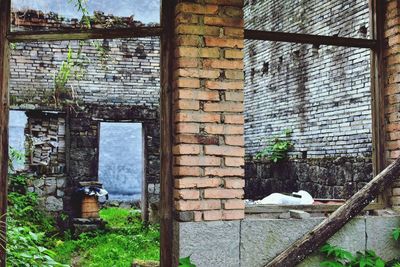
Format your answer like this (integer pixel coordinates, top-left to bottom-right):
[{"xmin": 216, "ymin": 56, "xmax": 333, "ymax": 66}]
[
  {"xmin": 265, "ymin": 157, "xmax": 400, "ymax": 267},
  {"xmin": 370, "ymin": 0, "xmax": 386, "ymax": 174},
  {"xmin": 245, "ymin": 30, "xmax": 377, "ymax": 49},
  {"xmin": 7, "ymin": 27, "xmax": 162, "ymax": 42},
  {"xmin": 0, "ymin": 0, "xmax": 10, "ymax": 266},
  {"xmin": 159, "ymin": 0, "xmax": 176, "ymax": 266}
]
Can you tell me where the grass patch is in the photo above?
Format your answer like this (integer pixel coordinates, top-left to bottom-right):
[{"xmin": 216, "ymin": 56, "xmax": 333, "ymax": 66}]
[
  {"xmin": 7, "ymin": 173, "xmax": 160, "ymax": 267},
  {"xmin": 53, "ymin": 207, "xmax": 160, "ymax": 267}
]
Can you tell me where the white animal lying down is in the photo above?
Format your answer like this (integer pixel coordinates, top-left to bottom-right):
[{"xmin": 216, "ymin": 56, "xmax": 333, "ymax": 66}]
[{"xmin": 254, "ymin": 190, "xmax": 314, "ymax": 205}]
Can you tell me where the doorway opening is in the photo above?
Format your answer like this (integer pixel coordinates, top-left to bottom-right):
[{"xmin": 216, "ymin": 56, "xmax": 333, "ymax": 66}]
[{"xmin": 98, "ymin": 122, "xmax": 144, "ymax": 204}]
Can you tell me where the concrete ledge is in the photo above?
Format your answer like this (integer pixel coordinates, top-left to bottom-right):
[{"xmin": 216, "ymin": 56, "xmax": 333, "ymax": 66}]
[{"xmin": 175, "ymin": 221, "xmax": 240, "ymax": 267}]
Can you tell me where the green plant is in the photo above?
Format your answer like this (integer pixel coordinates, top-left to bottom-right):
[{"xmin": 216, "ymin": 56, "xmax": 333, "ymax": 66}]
[
  {"xmin": 255, "ymin": 129, "xmax": 293, "ymax": 162},
  {"xmin": 392, "ymin": 228, "xmax": 400, "ymax": 241},
  {"xmin": 320, "ymin": 244, "xmax": 385, "ymax": 267},
  {"xmin": 7, "ymin": 225, "xmax": 68, "ymax": 267},
  {"xmin": 68, "ymin": 0, "xmax": 90, "ymax": 27},
  {"xmin": 179, "ymin": 256, "xmax": 196, "ymax": 267},
  {"xmin": 8, "ymin": 146, "xmax": 24, "ymax": 173},
  {"xmin": 5, "ymin": 172, "xmax": 65, "ymax": 266}
]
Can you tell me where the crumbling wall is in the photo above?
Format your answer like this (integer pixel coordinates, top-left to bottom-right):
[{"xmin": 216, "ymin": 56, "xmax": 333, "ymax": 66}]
[
  {"xmin": 243, "ymin": 0, "xmax": 373, "ymax": 198},
  {"xmin": 9, "ymin": 37, "xmax": 160, "ymax": 109},
  {"xmin": 9, "ymin": 12, "xmax": 161, "ymax": 218},
  {"xmin": 67, "ymin": 105, "xmax": 160, "ymax": 205}
]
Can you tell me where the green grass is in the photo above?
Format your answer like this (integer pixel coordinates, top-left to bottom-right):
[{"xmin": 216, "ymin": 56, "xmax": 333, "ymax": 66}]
[{"xmin": 53, "ymin": 207, "xmax": 160, "ymax": 267}]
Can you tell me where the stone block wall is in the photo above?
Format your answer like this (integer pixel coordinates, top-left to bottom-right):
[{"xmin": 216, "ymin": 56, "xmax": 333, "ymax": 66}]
[
  {"xmin": 27, "ymin": 175, "xmax": 67, "ymax": 213},
  {"xmin": 173, "ymin": 0, "xmax": 246, "ymax": 222},
  {"xmin": 243, "ymin": 0, "xmax": 372, "ymax": 157},
  {"xmin": 245, "ymin": 157, "xmax": 373, "ymax": 200}
]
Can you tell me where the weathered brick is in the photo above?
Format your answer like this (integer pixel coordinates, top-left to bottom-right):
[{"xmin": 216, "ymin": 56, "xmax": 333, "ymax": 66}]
[
  {"xmin": 176, "ymin": 25, "xmax": 220, "ymax": 36},
  {"xmin": 175, "ymin": 134, "xmax": 220, "ymax": 145},
  {"xmin": 221, "ymin": 6, "xmax": 243, "ymax": 17},
  {"xmin": 204, "ymin": 16, "xmax": 243, "ymax": 27},
  {"xmin": 224, "ymin": 178, "xmax": 245, "ymax": 189},
  {"xmin": 176, "ymin": 3, "xmax": 219, "ymax": 15},
  {"xmin": 225, "ymin": 70, "xmax": 244, "ymax": 80},
  {"xmin": 223, "ymin": 210, "xmax": 245, "ymax": 220},
  {"xmin": 224, "ymin": 27, "xmax": 244, "ymax": 38},
  {"xmin": 173, "ymin": 166, "xmax": 202, "ymax": 176},
  {"xmin": 176, "ymin": 100, "xmax": 200, "ymax": 110},
  {"xmin": 224, "ymin": 199, "xmax": 245, "ymax": 210},
  {"xmin": 177, "ymin": 68, "xmax": 221, "ymax": 79},
  {"xmin": 177, "ymin": 78, "xmax": 200, "ymax": 88},
  {"xmin": 176, "ymin": 47, "xmax": 220, "ymax": 58},
  {"xmin": 177, "ymin": 90, "xmax": 220, "ymax": 101},
  {"xmin": 176, "ymin": 155, "xmax": 221, "ymax": 166},
  {"xmin": 205, "ymin": 145, "xmax": 244, "ymax": 157},
  {"xmin": 206, "ymin": 81, "xmax": 244, "ymax": 90},
  {"xmin": 225, "ymin": 91, "xmax": 244, "ymax": 101},
  {"xmin": 176, "ymin": 112, "xmax": 220, "ymax": 123},
  {"xmin": 175, "ymin": 199, "xmax": 221, "ymax": 211},
  {"xmin": 203, "ymin": 210, "xmax": 223, "ymax": 220},
  {"xmin": 204, "ymin": 188, "xmax": 244, "ymax": 198},
  {"xmin": 173, "ymin": 144, "xmax": 201, "ymax": 155},
  {"xmin": 225, "ymin": 157, "xmax": 244, "ymax": 167},
  {"xmin": 203, "ymin": 102, "xmax": 244, "ymax": 112},
  {"xmin": 174, "ymin": 189, "xmax": 200, "ymax": 200},
  {"xmin": 176, "ymin": 123, "xmax": 200, "ymax": 134},
  {"xmin": 204, "ymin": 124, "xmax": 244, "ymax": 134},
  {"xmin": 205, "ymin": 37, "xmax": 244, "ymax": 48},
  {"xmin": 224, "ymin": 114, "xmax": 244, "ymax": 124},
  {"xmin": 176, "ymin": 13, "xmax": 200, "ymax": 25},
  {"xmin": 203, "ymin": 59, "xmax": 244, "ymax": 69},
  {"xmin": 175, "ymin": 177, "xmax": 222, "ymax": 189},
  {"xmin": 204, "ymin": 167, "xmax": 244, "ymax": 177},
  {"xmin": 225, "ymin": 135, "xmax": 244, "ymax": 146},
  {"xmin": 175, "ymin": 58, "xmax": 199, "ymax": 68},
  {"xmin": 225, "ymin": 49, "xmax": 244, "ymax": 59}
]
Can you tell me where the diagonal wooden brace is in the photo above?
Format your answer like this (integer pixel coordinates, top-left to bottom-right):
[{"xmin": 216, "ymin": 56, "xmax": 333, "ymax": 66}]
[{"xmin": 266, "ymin": 157, "xmax": 400, "ymax": 267}]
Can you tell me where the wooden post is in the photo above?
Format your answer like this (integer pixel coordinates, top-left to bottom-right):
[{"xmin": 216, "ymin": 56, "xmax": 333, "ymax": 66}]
[
  {"xmin": 0, "ymin": 0, "xmax": 10, "ymax": 265},
  {"xmin": 160, "ymin": 0, "xmax": 176, "ymax": 266},
  {"xmin": 265, "ymin": 157, "xmax": 400, "ymax": 267}
]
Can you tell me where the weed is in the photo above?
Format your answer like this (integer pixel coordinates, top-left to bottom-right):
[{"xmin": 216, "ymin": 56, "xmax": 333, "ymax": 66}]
[{"xmin": 255, "ymin": 129, "xmax": 293, "ymax": 162}]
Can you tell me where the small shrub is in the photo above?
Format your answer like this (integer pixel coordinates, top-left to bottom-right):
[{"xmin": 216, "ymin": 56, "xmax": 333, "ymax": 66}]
[{"xmin": 255, "ymin": 129, "xmax": 293, "ymax": 162}]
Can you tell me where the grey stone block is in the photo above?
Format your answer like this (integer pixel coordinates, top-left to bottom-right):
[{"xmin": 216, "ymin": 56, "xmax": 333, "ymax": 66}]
[
  {"xmin": 241, "ymin": 217, "xmax": 366, "ymax": 267},
  {"xmin": 45, "ymin": 196, "xmax": 63, "ymax": 211},
  {"xmin": 365, "ymin": 215, "xmax": 400, "ymax": 261},
  {"xmin": 176, "ymin": 221, "xmax": 240, "ymax": 267}
]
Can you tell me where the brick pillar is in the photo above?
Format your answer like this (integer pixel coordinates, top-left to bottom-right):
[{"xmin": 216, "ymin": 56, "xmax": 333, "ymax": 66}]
[
  {"xmin": 173, "ymin": 0, "xmax": 245, "ymax": 223},
  {"xmin": 384, "ymin": 0, "xmax": 400, "ymax": 209}
]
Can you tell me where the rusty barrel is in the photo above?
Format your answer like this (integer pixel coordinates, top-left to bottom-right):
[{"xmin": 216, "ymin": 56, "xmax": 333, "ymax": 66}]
[{"xmin": 81, "ymin": 195, "xmax": 99, "ymax": 218}]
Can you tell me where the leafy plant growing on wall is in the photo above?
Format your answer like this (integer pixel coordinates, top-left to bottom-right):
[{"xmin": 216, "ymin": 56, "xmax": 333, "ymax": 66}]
[{"xmin": 255, "ymin": 129, "xmax": 293, "ymax": 162}]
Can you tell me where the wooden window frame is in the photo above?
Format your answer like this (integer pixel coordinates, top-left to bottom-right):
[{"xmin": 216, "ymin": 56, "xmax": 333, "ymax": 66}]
[
  {"xmin": 243, "ymin": 0, "xmax": 386, "ymax": 213},
  {"xmin": 0, "ymin": 0, "xmax": 176, "ymax": 265}
]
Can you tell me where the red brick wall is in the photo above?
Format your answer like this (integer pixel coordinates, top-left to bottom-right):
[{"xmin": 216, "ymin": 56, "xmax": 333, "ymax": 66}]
[
  {"xmin": 172, "ymin": 0, "xmax": 245, "ymax": 221},
  {"xmin": 384, "ymin": 0, "xmax": 400, "ymax": 208}
]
